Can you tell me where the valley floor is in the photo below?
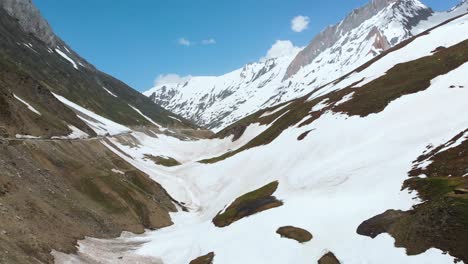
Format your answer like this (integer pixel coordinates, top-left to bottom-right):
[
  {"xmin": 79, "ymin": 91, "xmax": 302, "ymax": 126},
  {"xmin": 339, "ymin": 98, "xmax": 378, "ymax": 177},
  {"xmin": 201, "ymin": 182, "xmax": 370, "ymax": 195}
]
[{"xmin": 54, "ymin": 61, "xmax": 468, "ymax": 264}]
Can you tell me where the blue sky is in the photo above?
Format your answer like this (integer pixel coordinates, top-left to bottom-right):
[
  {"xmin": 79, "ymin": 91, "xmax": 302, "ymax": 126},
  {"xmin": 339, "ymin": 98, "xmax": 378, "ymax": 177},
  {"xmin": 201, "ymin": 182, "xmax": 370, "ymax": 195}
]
[{"xmin": 34, "ymin": 0, "xmax": 460, "ymax": 91}]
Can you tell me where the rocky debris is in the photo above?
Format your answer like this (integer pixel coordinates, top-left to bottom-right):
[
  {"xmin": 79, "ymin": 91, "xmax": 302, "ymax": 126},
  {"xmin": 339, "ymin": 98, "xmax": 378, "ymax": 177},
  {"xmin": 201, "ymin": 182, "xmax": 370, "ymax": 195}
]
[
  {"xmin": 213, "ymin": 181, "xmax": 283, "ymax": 227},
  {"xmin": 276, "ymin": 226, "xmax": 313, "ymax": 243},
  {"xmin": 318, "ymin": 252, "xmax": 341, "ymax": 264},
  {"xmin": 189, "ymin": 252, "xmax": 215, "ymax": 264}
]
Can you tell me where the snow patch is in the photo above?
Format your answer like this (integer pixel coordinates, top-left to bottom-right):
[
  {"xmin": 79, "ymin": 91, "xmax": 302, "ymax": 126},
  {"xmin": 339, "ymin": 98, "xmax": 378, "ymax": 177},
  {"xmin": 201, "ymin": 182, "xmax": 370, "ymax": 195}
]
[
  {"xmin": 55, "ymin": 48, "xmax": 78, "ymax": 70},
  {"xmin": 52, "ymin": 125, "xmax": 89, "ymax": 139},
  {"xmin": 129, "ymin": 105, "xmax": 161, "ymax": 128},
  {"xmin": 14, "ymin": 94, "xmax": 41, "ymax": 115},
  {"xmin": 53, "ymin": 93, "xmax": 130, "ymax": 136},
  {"xmin": 102, "ymin": 87, "xmax": 117, "ymax": 97}
]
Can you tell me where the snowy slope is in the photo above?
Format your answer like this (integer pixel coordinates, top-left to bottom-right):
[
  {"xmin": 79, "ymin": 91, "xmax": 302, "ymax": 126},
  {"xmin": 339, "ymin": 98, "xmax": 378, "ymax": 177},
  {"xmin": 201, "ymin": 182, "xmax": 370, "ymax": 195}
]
[
  {"xmin": 57, "ymin": 13, "xmax": 468, "ymax": 264},
  {"xmin": 143, "ymin": 0, "xmax": 466, "ymax": 132},
  {"xmin": 144, "ymin": 53, "xmax": 299, "ymax": 131}
]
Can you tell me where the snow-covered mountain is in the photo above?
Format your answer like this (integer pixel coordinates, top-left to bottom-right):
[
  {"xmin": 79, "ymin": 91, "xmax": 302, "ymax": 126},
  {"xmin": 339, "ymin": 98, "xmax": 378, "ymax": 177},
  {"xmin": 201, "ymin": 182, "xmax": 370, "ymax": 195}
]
[
  {"xmin": 144, "ymin": 0, "xmax": 466, "ymax": 132},
  {"xmin": 59, "ymin": 11, "xmax": 468, "ymax": 263},
  {"xmin": 2, "ymin": 0, "xmax": 468, "ymax": 263}
]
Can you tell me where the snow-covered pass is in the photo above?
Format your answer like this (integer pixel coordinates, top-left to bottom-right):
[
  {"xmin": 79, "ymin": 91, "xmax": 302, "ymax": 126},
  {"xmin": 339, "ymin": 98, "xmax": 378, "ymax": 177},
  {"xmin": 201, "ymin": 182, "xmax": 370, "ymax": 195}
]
[{"xmin": 55, "ymin": 8, "xmax": 468, "ymax": 264}]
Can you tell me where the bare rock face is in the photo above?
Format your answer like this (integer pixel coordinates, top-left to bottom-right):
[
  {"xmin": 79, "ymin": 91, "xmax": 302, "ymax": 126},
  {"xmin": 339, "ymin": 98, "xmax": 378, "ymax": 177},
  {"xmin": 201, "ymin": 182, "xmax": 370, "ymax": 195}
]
[
  {"xmin": 0, "ymin": 0, "xmax": 59, "ymax": 46},
  {"xmin": 284, "ymin": 0, "xmax": 433, "ymax": 79},
  {"xmin": 366, "ymin": 27, "xmax": 391, "ymax": 56}
]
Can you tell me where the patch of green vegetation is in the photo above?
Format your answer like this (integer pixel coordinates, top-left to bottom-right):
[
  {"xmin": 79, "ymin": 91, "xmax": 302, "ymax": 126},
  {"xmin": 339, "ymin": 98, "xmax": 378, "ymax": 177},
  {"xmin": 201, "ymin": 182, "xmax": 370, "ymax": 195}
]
[
  {"xmin": 0, "ymin": 9, "xmax": 196, "ymax": 129},
  {"xmin": 204, "ymin": 38, "xmax": 468, "ymax": 165},
  {"xmin": 79, "ymin": 178, "xmax": 124, "ymax": 213},
  {"xmin": 213, "ymin": 181, "xmax": 283, "ymax": 227},
  {"xmin": 359, "ymin": 132, "xmax": 468, "ymax": 262},
  {"xmin": 200, "ymin": 98, "xmax": 314, "ymax": 164},
  {"xmin": 404, "ymin": 177, "xmax": 466, "ymax": 201},
  {"xmin": 334, "ymin": 40, "xmax": 468, "ymax": 116},
  {"xmin": 144, "ymin": 154, "xmax": 181, "ymax": 167}
]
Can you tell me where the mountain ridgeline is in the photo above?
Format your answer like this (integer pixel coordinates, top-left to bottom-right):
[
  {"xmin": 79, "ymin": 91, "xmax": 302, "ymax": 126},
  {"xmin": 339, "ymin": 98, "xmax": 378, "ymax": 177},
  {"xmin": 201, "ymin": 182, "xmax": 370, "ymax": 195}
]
[
  {"xmin": 0, "ymin": 0, "xmax": 468, "ymax": 263},
  {"xmin": 0, "ymin": 0, "xmax": 196, "ymax": 139},
  {"xmin": 144, "ymin": 0, "xmax": 467, "ymax": 132}
]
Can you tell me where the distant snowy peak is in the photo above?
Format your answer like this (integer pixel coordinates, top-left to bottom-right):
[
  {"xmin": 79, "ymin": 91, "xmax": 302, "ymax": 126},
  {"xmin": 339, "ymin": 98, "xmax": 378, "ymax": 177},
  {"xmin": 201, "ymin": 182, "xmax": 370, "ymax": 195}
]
[
  {"xmin": 452, "ymin": 0, "xmax": 468, "ymax": 11},
  {"xmin": 284, "ymin": 0, "xmax": 432, "ymax": 79},
  {"xmin": 144, "ymin": 0, "xmax": 465, "ymax": 132}
]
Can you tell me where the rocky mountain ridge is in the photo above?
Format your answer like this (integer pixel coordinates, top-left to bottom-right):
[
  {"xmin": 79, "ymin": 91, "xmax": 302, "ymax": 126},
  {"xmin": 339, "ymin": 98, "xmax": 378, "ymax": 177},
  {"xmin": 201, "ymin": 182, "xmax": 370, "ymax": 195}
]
[{"xmin": 144, "ymin": 0, "xmax": 459, "ymax": 132}]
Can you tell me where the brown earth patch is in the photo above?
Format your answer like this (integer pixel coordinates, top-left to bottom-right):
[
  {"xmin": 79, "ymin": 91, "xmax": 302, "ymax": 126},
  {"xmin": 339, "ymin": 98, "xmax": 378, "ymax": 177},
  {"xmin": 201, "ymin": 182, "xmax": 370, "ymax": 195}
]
[
  {"xmin": 0, "ymin": 138, "xmax": 175, "ymax": 264},
  {"xmin": 276, "ymin": 226, "xmax": 313, "ymax": 243},
  {"xmin": 189, "ymin": 252, "xmax": 215, "ymax": 264},
  {"xmin": 318, "ymin": 252, "xmax": 340, "ymax": 264},
  {"xmin": 144, "ymin": 154, "xmax": 181, "ymax": 167}
]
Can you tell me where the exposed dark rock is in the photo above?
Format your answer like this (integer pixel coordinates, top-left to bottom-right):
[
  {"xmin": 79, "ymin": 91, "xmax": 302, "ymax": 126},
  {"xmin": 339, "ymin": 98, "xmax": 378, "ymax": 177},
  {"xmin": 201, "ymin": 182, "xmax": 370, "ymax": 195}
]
[
  {"xmin": 431, "ymin": 46, "xmax": 446, "ymax": 53},
  {"xmin": 297, "ymin": 130, "xmax": 313, "ymax": 141},
  {"xmin": 318, "ymin": 252, "xmax": 341, "ymax": 264},
  {"xmin": 189, "ymin": 252, "xmax": 215, "ymax": 264},
  {"xmin": 276, "ymin": 226, "xmax": 313, "ymax": 243}
]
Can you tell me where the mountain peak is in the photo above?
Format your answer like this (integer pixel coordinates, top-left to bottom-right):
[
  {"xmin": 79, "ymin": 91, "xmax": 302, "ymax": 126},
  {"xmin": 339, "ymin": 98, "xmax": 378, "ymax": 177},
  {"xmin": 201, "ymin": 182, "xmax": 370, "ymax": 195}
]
[
  {"xmin": 0, "ymin": 0, "xmax": 59, "ymax": 46},
  {"xmin": 371, "ymin": 0, "xmax": 398, "ymax": 8},
  {"xmin": 283, "ymin": 0, "xmax": 432, "ymax": 80}
]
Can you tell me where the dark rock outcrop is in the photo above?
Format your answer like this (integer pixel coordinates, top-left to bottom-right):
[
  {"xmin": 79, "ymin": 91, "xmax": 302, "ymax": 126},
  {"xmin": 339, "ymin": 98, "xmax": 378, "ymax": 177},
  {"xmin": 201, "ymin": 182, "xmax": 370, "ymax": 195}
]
[
  {"xmin": 318, "ymin": 252, "xmax": 341, "ymax": 264},
  {"xmin": 189, "ymin": 252, "xmax": 215, "ymax": 264},
  {"xmin": 276, "ymin": 226, "xmax": 313, "ymax": 243}
]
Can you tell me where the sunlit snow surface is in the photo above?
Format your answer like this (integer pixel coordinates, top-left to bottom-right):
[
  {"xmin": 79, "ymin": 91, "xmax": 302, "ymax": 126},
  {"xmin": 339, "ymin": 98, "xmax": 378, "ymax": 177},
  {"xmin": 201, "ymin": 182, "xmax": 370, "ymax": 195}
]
[
  {"xmin": 144, "ymin": 2, "xmax": 466, "ymax": 132},
  {"xmin": 55, "ymin": 48, "xmax": 79, "ymax": 70},
  {"xmin": 53, "ymin": 93, "xmax": 131, "ymax": 136},
  {"xmin": 13, "ymin": 94, "xmax": 41, "ymax": 115},
  {"xmin": 55, "ymin": 15, "xmax": 468, "ymax": 264}
]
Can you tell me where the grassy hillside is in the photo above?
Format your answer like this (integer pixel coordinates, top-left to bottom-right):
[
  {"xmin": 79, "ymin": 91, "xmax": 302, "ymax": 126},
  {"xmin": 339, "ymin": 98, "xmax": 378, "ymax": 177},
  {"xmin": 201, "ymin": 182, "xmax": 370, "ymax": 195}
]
[{"xmin": 0, "ymin": 8, "xmax": 196, "ymax": 137}]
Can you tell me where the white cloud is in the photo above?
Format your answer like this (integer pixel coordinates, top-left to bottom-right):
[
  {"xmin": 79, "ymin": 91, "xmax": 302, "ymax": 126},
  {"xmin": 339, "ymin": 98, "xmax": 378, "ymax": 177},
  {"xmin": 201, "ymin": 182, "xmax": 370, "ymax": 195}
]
[
  {"xmin": 260, "ymin": 40, "xmax": 302, "ymax": 61},
  {"xmin": 291, "ymin": 15, "xmax": 310, "ymax": 32},
  {"xmin": 178, "ymin": 38, "xmax": 191, "ymax": 46},
  {"xmin": 154, "ymin": 74, "xmax": 192, "ymax": 86},
  {"xmin": 202, "ymin": 38, "xmax": 216, "ymax": 45}
]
